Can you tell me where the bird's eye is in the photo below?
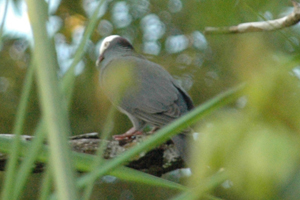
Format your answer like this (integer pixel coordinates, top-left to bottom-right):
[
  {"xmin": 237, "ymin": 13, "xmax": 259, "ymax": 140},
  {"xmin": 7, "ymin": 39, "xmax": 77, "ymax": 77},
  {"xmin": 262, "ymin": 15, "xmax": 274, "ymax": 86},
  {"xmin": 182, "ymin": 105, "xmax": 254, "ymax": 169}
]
[{"xmin": 104, "ymin": 42, "xmax": 109, "ymax": 47}]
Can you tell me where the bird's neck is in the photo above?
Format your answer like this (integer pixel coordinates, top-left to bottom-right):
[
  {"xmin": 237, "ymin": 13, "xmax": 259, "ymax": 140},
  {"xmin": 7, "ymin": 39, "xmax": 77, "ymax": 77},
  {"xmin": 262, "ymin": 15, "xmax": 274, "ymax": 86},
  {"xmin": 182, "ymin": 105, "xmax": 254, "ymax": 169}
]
[{"xmin": 101, "ymin": 48, "xmax": 143, "ymax": 66}]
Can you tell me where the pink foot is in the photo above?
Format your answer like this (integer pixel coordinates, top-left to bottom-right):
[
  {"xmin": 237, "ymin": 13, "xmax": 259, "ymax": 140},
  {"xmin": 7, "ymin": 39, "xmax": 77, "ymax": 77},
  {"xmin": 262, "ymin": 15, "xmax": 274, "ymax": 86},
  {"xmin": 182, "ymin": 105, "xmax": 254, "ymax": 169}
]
[{"xmin": 113, "ymin": 127, "xmax": 143, "ymax": 140}]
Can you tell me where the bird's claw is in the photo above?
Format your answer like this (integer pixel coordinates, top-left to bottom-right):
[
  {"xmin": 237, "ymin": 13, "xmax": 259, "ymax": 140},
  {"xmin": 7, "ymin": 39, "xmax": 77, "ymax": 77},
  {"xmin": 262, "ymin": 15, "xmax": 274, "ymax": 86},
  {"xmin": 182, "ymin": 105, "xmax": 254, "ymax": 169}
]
[{"xmin": 113, "ymin": 127, "xmax": 143, "ymax": 141}]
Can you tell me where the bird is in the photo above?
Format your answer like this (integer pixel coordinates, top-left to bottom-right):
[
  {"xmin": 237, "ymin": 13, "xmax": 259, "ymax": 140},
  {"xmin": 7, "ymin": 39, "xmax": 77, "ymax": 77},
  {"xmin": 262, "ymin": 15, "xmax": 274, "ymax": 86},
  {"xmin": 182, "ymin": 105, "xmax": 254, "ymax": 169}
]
[{"xmin": 96, "ymin": 35, "xmax": 194, "ymax": 162}]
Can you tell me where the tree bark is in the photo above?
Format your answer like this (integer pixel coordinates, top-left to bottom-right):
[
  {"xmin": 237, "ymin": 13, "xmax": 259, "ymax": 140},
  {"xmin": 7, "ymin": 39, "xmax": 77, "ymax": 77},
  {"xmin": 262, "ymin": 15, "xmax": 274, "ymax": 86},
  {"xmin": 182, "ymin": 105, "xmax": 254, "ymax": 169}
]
[{"xmin": 0, "ymin": 133, "xmax": 185, "ymax": 177}]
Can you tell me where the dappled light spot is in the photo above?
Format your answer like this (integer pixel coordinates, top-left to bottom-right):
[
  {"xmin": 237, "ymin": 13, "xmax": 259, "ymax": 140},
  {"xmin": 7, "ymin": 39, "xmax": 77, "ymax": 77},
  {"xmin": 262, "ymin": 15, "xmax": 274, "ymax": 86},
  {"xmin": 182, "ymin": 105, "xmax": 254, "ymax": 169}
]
[
  {"xmin": 97, "ymin": 20, "xmax": 113, "ymax": 37},
  {"xmin": 165, "ymin": 35, "xmax": 188, "ymax": 54},
  {"xmin": 112, "ymin": 1, "xmax": 132, "ymax": 28},
  {"xmin": 168, "ymin": 0, "xmax": 182, "ymax": 13},
  {"xmin": 141, "ymin": 14, "xmax": 165, "ymax": 41},
  {"xmin": 143, "ymin": 41, "xmax": 161, "ymax": 55},
  {"xmin": 192, "ymin": 31, "xmax": 208, "ymax": 51}
]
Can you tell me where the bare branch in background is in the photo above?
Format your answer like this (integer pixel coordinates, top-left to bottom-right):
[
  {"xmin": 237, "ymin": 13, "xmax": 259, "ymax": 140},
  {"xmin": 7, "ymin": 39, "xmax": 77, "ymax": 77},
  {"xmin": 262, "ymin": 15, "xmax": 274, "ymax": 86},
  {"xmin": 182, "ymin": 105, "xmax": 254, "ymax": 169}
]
[
  {"xmin": 205, "ymin": 1, "xmax": 300, "ymax": 35},
  {"xmin": 0, "ymin": 133, "xmax": 184, "ymax": 176}
]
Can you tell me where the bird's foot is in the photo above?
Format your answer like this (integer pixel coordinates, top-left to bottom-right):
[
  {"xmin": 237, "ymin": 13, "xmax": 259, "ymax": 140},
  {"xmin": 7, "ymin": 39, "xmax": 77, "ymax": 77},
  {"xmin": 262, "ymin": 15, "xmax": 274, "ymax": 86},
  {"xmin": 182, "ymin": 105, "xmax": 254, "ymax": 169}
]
[{"xmin": 113, "ymin": 127, "xmax": 143, "ymax": 140}]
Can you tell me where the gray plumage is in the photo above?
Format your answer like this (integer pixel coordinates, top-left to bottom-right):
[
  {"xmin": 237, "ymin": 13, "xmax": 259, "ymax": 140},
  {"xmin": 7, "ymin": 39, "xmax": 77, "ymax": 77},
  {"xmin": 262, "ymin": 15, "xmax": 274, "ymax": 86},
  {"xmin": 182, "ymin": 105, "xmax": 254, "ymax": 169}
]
[{"xmin": 97, "ymin": 35, "xmax": 193, "ymax": 162}]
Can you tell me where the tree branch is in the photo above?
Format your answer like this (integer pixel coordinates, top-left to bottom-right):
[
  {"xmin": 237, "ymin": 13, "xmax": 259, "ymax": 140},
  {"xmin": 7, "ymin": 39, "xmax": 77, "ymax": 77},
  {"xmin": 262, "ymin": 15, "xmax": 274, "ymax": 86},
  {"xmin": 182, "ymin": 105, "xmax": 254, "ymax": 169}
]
[
  {"xmin": 0, "ymin": 133, "xmax": 184, "ymax": 176},
  {"xmin": 205, "ymin": 1, "xmax": 300, "ymax": 34}
]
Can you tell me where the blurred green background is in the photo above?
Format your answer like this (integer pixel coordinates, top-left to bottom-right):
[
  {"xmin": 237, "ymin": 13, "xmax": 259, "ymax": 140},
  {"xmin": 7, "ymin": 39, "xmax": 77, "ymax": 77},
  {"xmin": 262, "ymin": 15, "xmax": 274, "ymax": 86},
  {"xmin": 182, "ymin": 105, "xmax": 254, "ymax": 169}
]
[
  {"xmin": 0, "ymin": 0, "xmax": 297, "ymax": 136},
  {"xmin": 1, "ymin": 0, "xmax": 300, "ymax": 199}
]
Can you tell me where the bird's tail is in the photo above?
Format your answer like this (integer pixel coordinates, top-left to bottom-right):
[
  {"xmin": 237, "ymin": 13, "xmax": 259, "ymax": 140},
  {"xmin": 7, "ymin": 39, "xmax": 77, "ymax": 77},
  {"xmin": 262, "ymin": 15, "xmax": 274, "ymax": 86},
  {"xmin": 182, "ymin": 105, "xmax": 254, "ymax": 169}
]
[{"xmin": 171, "ymin": 133, "xmax": 190, "ymax": 164}]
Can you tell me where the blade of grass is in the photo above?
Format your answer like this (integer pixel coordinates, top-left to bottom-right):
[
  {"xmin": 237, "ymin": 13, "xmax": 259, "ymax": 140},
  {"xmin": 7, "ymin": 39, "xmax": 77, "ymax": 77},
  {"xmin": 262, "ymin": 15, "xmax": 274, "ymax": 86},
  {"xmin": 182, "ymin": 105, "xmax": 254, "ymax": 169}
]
[
  {"xmin": 0, "ymin": 135, "xmax": 186, "ymax": 191},
  {"xmin": 38, "ymin": 167, "xmax": 53, "ymax": 200},
  {"xmin": 12, "ymin": 0, "xmax": 106, "ymax": 198},
  {"xmin": 26, "ymin": 0, "xmax": 79, "ymax": 199},
  {"xmin": 62, "ymin": 0, "xmax": 106, "ymax": 102},
  {"xmin": 109, "ymin": 166, "xmax": 187, "ymax": 191},
  {"xmin": 13, "ymin": 121, "xmax": 47, "ymax": 200},
  {"xmin": 0, "ymin": 0, "xmax": 9, "ymax": 46},
  {"xmin": 1, "ymin": 60, "xmax": 35, "ymax": 200},
  {"xmin": 81, "ymin": 107, "xmax": 186, "ymax": 199},
  {"xmin": 0, "ymin": 84, "xmax": 244, "ymax": 191},
  {"xmin": 0, "ymin": 2, "xmax": 21, "ymax": 198},
  {"xmin": 82, "ymin": 106, "xmax": 116, "ymax": 200},
  {"xmin": 171, "ymin": 171, "xmax": 227, "ymax": 200},
  {"xmin": 77, "ymin": 84, "xmax": 245, "ymax": 186}
]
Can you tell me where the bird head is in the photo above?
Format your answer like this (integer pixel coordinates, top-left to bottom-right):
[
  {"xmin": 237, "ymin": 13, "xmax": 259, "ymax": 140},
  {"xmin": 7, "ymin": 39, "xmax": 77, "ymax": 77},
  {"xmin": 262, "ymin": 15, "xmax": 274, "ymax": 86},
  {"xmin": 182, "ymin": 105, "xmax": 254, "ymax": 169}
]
[{"xmin": 96, "ymin": 35, "xmax": 134, "ymax": 67}]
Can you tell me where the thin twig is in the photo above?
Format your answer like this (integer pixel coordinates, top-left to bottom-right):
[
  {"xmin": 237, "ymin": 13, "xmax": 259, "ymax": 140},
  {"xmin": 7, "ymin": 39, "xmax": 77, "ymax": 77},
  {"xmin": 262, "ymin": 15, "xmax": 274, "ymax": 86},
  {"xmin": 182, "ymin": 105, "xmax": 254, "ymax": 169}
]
[{"xmin": 205, "ymin": 1, "xmax": 300, "ymax": 34}]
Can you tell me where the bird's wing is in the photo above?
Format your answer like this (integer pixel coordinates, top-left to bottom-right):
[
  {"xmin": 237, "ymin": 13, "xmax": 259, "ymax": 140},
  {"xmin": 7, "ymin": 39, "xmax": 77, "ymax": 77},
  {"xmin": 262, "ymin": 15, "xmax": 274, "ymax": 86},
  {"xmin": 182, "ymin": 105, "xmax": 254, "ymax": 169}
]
[{"xmin": 103, "ymin": 56, "xmax": 191, "ymax": 125}]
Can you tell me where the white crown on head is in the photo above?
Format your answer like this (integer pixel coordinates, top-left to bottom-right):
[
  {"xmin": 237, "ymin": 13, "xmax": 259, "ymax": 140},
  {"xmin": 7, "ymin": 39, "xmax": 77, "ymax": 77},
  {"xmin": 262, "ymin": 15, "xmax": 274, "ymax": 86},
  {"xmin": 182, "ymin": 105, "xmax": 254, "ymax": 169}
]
[{"xmin": 99, "ymin": 35, "xmax": 121, "ymax": 55}]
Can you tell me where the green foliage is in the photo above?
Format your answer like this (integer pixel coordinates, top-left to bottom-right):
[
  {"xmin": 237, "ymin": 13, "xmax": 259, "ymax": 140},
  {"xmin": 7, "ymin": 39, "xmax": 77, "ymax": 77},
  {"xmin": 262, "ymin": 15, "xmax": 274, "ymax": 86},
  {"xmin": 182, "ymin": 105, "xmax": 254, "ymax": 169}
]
[
  {"xmin": 1, "ymin": 0, "xmax": 300, "ymax": 199},
  {"xmin": 190, "ymin": 53, "xmax": 300, "ymax": 199}
]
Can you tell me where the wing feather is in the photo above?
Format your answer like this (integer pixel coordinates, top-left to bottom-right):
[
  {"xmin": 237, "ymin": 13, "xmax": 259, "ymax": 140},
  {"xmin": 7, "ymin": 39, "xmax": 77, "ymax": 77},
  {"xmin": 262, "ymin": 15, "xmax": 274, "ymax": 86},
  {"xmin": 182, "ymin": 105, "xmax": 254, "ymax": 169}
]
[{"xmin": 101, "ymin": 55, "xmax": 193, "ymax": 127}]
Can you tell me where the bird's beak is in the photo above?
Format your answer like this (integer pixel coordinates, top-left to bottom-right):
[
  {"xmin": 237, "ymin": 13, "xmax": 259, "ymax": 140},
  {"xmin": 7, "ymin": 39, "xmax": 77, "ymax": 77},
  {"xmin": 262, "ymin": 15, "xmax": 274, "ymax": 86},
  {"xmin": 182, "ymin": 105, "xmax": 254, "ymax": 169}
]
[{"xmin": 96, "ymin": 54, "xmax": 104, "ymax": 67}]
